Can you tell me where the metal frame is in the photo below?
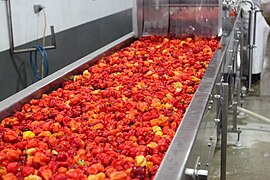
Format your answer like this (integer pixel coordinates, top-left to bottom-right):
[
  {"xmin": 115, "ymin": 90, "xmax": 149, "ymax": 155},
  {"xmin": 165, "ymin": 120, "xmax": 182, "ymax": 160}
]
[
  {"xmin": 224, "ymin": 1, "xmax": 262, "ymax": 145},
  {"xmin": 4, "ymin": 0, "xmax": 56, "ymax": 54},
  {"xmin": 237, "ymin": 0, "xmax": 261, "ymax": 92},
  {"xmin": 228, "ymin": 23, "xmax": 242, "ymax": 143},
  {"xmin": 219, "ymin": 83, "xmax": 229, "ymax": 180},
  {"xmin": 132, "ymin": 0, "xmax": 144, "ymax": 38}
]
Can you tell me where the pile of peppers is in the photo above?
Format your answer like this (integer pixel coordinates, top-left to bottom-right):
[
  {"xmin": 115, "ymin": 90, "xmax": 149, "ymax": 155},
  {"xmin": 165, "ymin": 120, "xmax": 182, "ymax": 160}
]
[{"xmin": 0, "ymin": 36, "xmax": 220, "ymax": 180}]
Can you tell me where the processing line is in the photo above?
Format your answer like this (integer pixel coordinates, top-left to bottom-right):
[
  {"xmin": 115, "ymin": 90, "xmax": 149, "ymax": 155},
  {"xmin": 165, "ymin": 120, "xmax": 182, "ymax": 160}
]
[{"xmin": 0, "ymin": 0, "xmax": 255, "ymax": 179}]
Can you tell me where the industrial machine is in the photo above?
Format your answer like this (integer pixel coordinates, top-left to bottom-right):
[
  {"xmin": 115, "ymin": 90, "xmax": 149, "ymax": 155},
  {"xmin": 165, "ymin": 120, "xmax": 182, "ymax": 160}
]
[
  {"xmin": 0, "ymin": 0, "xmax": 257, "ymax": 179},
  {"xmin": 133, "ymin": 0, "xmax": 222, "ymax": 38}
]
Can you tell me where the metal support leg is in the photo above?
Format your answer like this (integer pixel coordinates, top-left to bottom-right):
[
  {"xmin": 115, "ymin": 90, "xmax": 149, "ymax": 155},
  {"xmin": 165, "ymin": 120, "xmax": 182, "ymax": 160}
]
[
  {"xmin": 247, "ymin": 10, "xmax": 255, "ymax": 92},
  {"xmin": 228, "ymin": 42, "xmax": 242, "ymax": 145},
  {"xmin": 215, "ymin": 84, "xmax": 222, "ymax": 140},
  {"xmin": 232, "ymin": 39, "xmax": 239, "ymax": 132},
  {"xmin": 221, "ymin": 83, "xmax": 228, "ymax": 180}
]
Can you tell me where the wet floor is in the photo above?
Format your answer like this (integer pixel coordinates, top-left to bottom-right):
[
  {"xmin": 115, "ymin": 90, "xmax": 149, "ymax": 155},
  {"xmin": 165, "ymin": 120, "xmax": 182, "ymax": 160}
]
[{"xmin": 209, "ymin": 35, "xmax": 270, "ymax": 179}]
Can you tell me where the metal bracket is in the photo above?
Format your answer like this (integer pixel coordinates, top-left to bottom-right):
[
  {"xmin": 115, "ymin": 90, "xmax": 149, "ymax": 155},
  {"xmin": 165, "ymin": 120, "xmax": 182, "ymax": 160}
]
[
  {"xmin": 5, "ymin": 0, "xmax": 56, "ymax": 54},
  {"xmin": 185, "ymin": 168, "xmax": 208, "ymax": 180},
  {"xmin": 185, "ymin": 157, "xmax": 208, "ymax": 180}
]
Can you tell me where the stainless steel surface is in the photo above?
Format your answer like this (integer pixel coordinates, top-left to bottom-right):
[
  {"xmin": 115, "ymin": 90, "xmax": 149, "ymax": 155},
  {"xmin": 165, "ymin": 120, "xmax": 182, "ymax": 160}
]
[
  {"xmin": 248, "ymin": 9, "xmax": 255, "ymax": 92},
  {"xmin": 0, "ymin": 32, "xmax": 135, "ymax": 119},
  {"xmin": 134, "ymin": 0, "xmax": 222, "ymax": 37},
  {"xmin": 50, "ymin": 25, "xmax": 56, "ymax": 49},
  {"xmin": 13, "ymin": 45, "xmax": 55, "ymax": 54},
  {"xmin": 4, "ymin": 0, "xmax": 56, "ymax": 54},
  {"xmin": 183, "ymin": 91, "xmax": 219, "ymax": 179},
  {"xmin": 220, "ymin": 83, "xmax": 229, "ymax": 180},
  {"xmin": 132, "ymin": 0, "xmax": 143, "ymax": 38},
  {"xmin": 232, "ymin": 43, "xmax": 241, "ymax": 132},
  {"xmin": 216, "ymin": 93, "xmax": 222, "ymax": 140},
  {"xmin": 155, "ymin": 27, "xmax": 236, "ymax": 180},
  {"xmin": 155, "ymin": 10, "xmax": 242, "ymax": 179},
  {"xmin": 209, "ymin": 36, "xmax": 270, "ymax": 180},
  {"xmin": 5, "ymin": 0, "xmax": 14, "ymax": 54},
  {"xmin": 228, "ymin": 26, "xmax": 242, "ymax": 133},
  {"xmin": 222, "ymin": 11, "xmax": 245, "ymax": 145},
  {"xmin": 185, "ymin": 168, "xmax": 208, "ymax": 180},
  {"xmin": 142, "ymin": 0, "xmax": 169, "ymax": 36},
  {"xmin": 155, "ymin": 92, "xmax": 210, "ymax": 180},
  {"xmin": 169, "ymin": 1, "xmax": 222, "ymax": 37}
]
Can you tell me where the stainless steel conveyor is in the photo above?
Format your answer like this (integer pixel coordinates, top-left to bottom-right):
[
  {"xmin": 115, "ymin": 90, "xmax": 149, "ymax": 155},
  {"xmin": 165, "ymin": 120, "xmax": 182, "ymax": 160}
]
[{"xmin": 0, "ymin": 1, "xmax": 251, "ymax": 179}]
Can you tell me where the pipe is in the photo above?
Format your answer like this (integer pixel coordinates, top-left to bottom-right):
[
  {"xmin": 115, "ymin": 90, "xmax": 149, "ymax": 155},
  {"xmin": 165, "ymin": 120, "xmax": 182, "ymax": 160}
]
[
  {"xmin": 5, "ymin": 0, "xmax": 15, "ymax": 54},
  {"xmin": 237, "ymin": 106, "xmax": 270, "ymax": 124},
  {"xmin": 248, "ymin": 10, "xmax": 254, "ymax": 91},
  {"xmin": 13, "ymin": 45, "xmax": 55, "ymax": 54}
]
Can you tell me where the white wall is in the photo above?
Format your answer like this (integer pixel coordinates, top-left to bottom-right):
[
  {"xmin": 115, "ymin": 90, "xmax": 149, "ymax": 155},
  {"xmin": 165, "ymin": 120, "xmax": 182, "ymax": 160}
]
[{"xmin": 0, "ymin": 0, "xmax": 132, "ymax": 52}]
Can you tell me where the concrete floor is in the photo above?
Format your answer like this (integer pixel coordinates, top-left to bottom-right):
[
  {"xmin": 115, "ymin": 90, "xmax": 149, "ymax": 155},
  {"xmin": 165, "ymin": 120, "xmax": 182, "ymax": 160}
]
[{"xmin": 209, "ymin": 37, "xmax": 270, "ymax": 179}]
